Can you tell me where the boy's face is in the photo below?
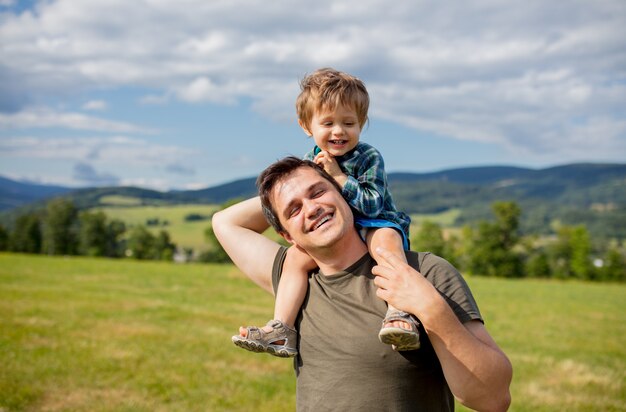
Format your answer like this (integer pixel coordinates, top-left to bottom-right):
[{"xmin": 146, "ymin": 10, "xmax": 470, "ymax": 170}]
[{"xmin": 299, "ymin": 103, "xmax": 361, "ymax": 157}]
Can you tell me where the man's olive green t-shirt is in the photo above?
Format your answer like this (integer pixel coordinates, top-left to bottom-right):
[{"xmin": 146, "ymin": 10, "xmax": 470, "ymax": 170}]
[{"xmin": 272, "ymin": 248, "xmax": 483, "ymax": 412}]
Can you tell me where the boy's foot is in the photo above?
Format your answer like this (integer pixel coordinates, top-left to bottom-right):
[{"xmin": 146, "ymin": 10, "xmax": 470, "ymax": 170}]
[
  {"xmin": 378, "ymin": 310, "xmax": 421, "ymax": 351},
  {"xmin": 232, "ymin": 319, "xmax": 298, "ymax": 358}
]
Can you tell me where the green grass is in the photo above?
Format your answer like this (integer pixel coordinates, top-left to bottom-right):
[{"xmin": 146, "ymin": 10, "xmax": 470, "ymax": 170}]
[
  {"xmin": 1, "ymin": 253, "xmax": 625, "ymax": 411},
  {"xmin": 94, "ymin": 204, "xmax": 220, "ymax": 252}
]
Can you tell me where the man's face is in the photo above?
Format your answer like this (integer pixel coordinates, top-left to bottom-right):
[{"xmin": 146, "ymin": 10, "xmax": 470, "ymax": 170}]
[{"xmin": 271, "ymin": 166, "xmax": 354, "ymax": 251}]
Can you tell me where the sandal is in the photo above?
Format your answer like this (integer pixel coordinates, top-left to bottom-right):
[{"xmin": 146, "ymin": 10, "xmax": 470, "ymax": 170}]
[
  {"xmin": 231, "ymin": 319, "xmax": 298, "ymax": 358},
  {"xmin": 378, "ymin": 309, "xmax": 421, "ymax": 351}
]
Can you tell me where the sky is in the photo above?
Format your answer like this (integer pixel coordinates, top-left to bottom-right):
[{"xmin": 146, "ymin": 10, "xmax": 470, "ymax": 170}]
[{"xmin": 1, "ymin": 0, "xmax": 625, "ymax": 191}]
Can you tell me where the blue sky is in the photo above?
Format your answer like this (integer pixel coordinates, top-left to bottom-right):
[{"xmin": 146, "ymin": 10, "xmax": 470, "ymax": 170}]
[{"xmin": 1, "ymin": 0, "xmax": 625, "ymax": 191}]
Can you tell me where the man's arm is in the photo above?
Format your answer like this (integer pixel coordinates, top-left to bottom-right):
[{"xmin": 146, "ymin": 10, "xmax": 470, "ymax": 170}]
[
  {"xmin": 372, "ymin": 248, "xmax": 512, "ymax": 412},
  {"xmin": 211, "ymin": 196, "xmax": 281, "ymax": 295}
]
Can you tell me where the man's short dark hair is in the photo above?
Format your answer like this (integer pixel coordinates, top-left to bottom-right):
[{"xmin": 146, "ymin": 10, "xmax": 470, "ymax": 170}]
[{"xmin": 256, "ymin": 156, "xmax": 342, "ymax": 233}]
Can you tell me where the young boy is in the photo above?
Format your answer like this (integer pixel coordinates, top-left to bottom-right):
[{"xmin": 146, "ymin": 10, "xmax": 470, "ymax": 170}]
[{"xmin": 232, "ymin": 68, "xmax": 419, "ymax": 356}]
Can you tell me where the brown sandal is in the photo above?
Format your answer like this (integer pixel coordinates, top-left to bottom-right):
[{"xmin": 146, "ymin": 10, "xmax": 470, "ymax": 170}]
[
  {"xmin": 232, "ymin": 319, "xmax": 298, "ymax": 358},
  {"xmin": 378, "ymin": 310, "xmax": 421, "ymax": 351}
]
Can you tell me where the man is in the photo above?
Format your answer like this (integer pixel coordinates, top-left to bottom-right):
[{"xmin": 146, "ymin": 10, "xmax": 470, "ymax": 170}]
[{"xmin": 212, "ymin": 157, "xmax": 512, "ymax": 411}]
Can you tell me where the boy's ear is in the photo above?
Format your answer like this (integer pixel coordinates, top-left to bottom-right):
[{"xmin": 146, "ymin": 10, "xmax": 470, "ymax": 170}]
[{"xmin": 298, "ymin": 119, "xmax": 313, "ymax": 136}]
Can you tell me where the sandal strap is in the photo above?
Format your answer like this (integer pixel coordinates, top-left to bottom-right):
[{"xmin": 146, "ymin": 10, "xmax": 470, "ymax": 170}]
[{"xmin": 382, "ymin": 310, "xmax": 420, "ymax": 329}]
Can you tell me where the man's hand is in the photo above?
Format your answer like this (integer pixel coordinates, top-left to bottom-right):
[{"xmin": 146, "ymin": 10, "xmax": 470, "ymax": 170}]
[
  {"xmin": 373, "ymin": 247, "xmax": 512, "ymax": 412},
  {"xmin": 371, "ymin": 247, "xmax": 442, "ymax": 320},
  {"xmin": 314, "ymin": 150, "xmax": 348, "ymax": 187}
]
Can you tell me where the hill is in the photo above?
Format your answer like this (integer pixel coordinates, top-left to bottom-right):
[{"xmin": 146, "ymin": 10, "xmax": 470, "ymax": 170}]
[
  {"xmin": 0, "ymin": 176, "xmax": 73, "ymax": 211},
  {"xmin": 1, "ymin": 163, "xmax": 625, "ymax": 238}
]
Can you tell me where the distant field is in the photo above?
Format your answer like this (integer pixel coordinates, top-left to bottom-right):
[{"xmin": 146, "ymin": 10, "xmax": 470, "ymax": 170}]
[
  {"xmin": 94, "ymin": 203, "xmax": 220, "ymax": 252},
  {"xmin": 1, "ymin": 253, "xmax": 624, "ymax": 411},
  {"xmin": 410, "ymin": 208, "xmax": 462, "ymax": 227},
  {"xmin": 93, "ymin": 201, "xmax": 461, "ymax": 253}
]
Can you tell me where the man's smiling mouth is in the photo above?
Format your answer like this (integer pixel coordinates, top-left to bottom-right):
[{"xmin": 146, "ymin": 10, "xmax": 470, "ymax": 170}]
[{"xmin": 310, "ymin": 213, "xmax": 333, "ymax": 231}]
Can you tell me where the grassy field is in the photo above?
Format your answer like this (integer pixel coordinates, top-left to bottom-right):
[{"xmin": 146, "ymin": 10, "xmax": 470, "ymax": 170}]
[{"xmin": 1, "ymin": 253, "xmax": 624, "ymax": 412}]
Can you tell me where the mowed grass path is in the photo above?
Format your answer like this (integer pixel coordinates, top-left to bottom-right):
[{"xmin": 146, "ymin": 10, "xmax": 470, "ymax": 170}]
[{"xmin": 1, "ymin": 253, "xmax": 624, "ymax": 411}]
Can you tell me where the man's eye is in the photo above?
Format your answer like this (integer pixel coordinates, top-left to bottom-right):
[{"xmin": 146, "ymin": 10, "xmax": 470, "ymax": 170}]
[
  {"xmin": 312, "ymin": 190, "xmax": 325, "ymax": 198},
  {"xmin": 289, "ymin": 206, "xmax": 301, "ymax": 217}
]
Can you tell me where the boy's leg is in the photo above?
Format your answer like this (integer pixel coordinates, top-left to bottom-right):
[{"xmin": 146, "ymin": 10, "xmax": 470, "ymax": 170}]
[
  {"xmin": 273, "ymin": 245, "xmax": 316, "ymax": 327},
  {"xmin": 234, "ymin": 245, "xmax": 316, "ymax": 356},
  {"xmin": 367, "ymin": 227, "xmax": 421, "ymax": 351}
]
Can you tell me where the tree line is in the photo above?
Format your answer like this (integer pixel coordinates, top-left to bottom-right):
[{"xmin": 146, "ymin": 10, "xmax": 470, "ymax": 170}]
[
  {"xmin": 0, "ymin": 198, "xmax": 624, "ymax": 282},
  {"xmin": 414, "ymin": 201, "xmax": 625, "ymax": 282},
  {"xmin": 0, "ymin": 199, "xmax": 176, "ymax": 261}
]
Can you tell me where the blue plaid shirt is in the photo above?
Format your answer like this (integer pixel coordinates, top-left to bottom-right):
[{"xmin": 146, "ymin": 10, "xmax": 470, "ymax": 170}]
[{"xmin": 304, "ymin": 142, "xmax": 411, "ymax": 236}]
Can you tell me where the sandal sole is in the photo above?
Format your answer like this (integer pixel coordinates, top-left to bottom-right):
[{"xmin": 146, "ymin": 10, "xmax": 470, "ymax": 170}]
[
  {"xmin": 379, "ymin": 328, "xmax": 420, "ymax": 351},
  {"xmin": 232, "ymin": 336, "xmax": 297, "ymax": 358}
]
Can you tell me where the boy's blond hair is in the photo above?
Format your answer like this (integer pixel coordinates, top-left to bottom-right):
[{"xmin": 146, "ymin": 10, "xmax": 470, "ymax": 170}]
[{"xmin": 296, "ymin": 68, "xmax": 369, "ymax": 130}]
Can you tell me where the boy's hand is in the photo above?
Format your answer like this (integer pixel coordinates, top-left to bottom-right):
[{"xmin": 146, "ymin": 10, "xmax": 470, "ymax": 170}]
[{"xmin": 314, "ymin": 150, "xmax": 348, "ymax": 187}]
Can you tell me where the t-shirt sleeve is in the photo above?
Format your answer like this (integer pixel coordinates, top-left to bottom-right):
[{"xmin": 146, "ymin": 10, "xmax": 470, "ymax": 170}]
[
  {"xmin": 414, "ymin": 252, "xmax": 483, "ymax": 324},
  {"xmin": 271, "ymin": 246, "xmax": 289, "ymax": 296}
]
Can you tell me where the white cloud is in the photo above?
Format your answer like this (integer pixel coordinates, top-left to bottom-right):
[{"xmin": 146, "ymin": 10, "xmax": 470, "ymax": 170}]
[
  {"xmin": 0, "ymin": 0, "xmax": 624, "ymax": 159},
  {"xmin": 0, "ymin": 107, "xmax": 155, "ymax": 133},
  {"xmin": 82, "ymin": 100, "xmax": 107, "ymax": 111},
  {"xmin": 0, "ymin": 136, "xmax": 195, "ymax": 166}
]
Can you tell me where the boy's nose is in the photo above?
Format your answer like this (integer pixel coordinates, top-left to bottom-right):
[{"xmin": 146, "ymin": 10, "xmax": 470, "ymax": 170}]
[{"xmin": 332, "ymin": 124, "xmax": 344, "ymax": 135}]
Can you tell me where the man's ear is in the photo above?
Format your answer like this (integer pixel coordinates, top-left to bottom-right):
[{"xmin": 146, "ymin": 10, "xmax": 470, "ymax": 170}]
[
  {"xmin": 298, "ymin": 119, "xmax": 313, "ymax": 136},
  {"xmin": 279, "ymin": 231, "xmax": 296, "ymax": 245}
]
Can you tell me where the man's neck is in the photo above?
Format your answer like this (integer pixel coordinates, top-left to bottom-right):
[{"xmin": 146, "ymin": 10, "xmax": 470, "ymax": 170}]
[{"xmin": 309, "ymin": 233, "xmax": 369, "ymax": 276}]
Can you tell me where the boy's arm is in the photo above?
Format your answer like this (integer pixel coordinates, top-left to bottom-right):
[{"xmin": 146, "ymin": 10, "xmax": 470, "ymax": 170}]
[
  {"xmin": 317, "ymin": 145, "xmax": 387, "ymax": 218},
  {"xmin": 211, "ymin": 196, "xmax": 281, "ymax": 295}
]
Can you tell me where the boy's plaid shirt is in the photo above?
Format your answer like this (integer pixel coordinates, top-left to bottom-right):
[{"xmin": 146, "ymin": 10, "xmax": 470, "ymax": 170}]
[{"xmin": 303, "ymin": 142, "xmax": 411, "ymax": 235}]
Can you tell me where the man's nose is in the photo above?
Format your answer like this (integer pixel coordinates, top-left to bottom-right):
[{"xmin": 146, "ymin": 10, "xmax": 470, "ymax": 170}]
[{"xmin": 303, "ymin": 198, "xmax": 322, "ymax": 217}]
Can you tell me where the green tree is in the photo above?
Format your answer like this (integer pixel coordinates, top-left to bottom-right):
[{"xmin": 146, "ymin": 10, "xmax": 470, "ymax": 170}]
[
  {"xmin": 153, "ymin": 230, "xmax": 176, "ymax": 261},
  {"xmin": 127, "ymin": 225, "xmax": 155, "ymax": 260},
  {"xmin": 10, "ymin": 213, "xmax": 42, "ymax": 253},
  {"xmin": 570, "ymin": 225, "xmax": 593, "ymax": 280},
  {"xmin": 413, "ymin": 220, "xmax": 459, "ymax": 267},
  {"xmin": 600, "ymin": 246, "xmax": 626, "ymax": 282},
  {"xmin": 0, "ymin": 224, "xmax": 8, "ymax": 251},
  {"xmin": 105, "ymin": 219, "xmax": 126, "ymax": 258},
  {"xmin": 42, "ymin": 198, "xmax": 78, "ymax": 255},
  {"xmin": 413, "ymin": 220, "xmax": 445, "ymax": 256},
  {"xmin": 526, "ymin": 250, "xmax": 551, "ymax": 278},
  {"xmin": 549, "ymin": 225, "xmax": 593, "ymax": 280},
  {"xmin": 467, "ymin": 201, "xmax": 523, "ymax": 277},
  {"xmin": 78, "ymin": 211, "xmax": 108, "ymax": 256}
]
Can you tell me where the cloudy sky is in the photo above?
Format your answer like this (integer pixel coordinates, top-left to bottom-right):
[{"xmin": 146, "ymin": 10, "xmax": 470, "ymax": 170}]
[{"xmin": 1, "ymin": 0, "xmax": 625, "ymax": 190}]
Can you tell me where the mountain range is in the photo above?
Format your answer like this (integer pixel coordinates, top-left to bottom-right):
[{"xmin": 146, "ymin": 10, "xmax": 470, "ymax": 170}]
[{"xmin": 2, "ymin": 163, "xmax": 625, "ymax": 238}]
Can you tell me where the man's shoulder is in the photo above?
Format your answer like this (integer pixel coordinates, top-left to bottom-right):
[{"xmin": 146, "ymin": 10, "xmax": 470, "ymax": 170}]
[{"xmin": 405, "ymin": 250, "xmax": 458, "ymax": 274}]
